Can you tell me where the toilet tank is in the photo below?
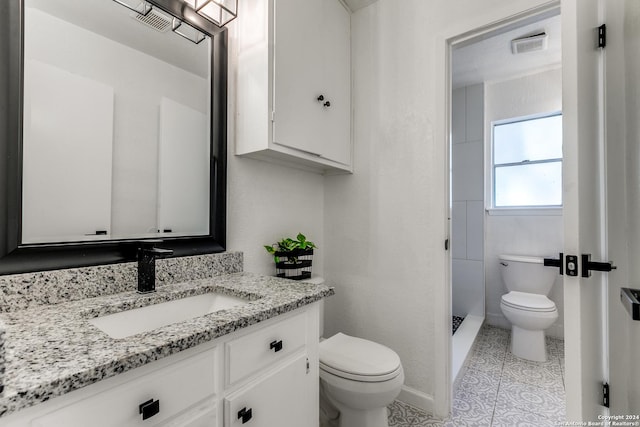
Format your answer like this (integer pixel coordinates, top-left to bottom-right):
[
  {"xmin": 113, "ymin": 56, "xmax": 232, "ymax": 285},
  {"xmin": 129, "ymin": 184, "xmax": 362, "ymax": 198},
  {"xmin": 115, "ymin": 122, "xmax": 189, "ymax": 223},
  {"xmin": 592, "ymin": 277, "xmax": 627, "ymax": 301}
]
[{"xmin": 498, "ymin": 254, "xmax": 557, "ymax": 295}]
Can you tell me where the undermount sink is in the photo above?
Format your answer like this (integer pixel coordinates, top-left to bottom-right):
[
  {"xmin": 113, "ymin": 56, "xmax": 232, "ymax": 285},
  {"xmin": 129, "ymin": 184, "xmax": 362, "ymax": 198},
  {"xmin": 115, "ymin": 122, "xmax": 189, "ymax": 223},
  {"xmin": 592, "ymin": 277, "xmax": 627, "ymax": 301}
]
[{"xmin": 88, "ymin": 292, "xmax": 250, "ymax": 339}]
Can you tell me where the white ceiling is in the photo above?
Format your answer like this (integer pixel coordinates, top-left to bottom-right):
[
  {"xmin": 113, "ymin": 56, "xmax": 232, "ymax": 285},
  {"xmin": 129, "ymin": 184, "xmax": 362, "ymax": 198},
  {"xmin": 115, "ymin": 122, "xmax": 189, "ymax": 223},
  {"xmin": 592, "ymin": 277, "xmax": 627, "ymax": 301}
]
[
  {"xmin": 27, "ymin": 0, "xmax": 210, "ymax": 78},
  {"xmin": 452, "ymin": 13, "xmax": 561, "ymax": 89}
]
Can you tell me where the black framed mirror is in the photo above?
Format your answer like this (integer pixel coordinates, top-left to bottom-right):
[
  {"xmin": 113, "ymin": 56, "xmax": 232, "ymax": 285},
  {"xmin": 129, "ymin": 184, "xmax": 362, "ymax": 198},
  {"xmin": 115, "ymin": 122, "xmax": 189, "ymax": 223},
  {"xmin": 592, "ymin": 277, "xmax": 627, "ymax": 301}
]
[{"xmin": 0, "ymin": 0, "xmax": 227, "ymax": 275}]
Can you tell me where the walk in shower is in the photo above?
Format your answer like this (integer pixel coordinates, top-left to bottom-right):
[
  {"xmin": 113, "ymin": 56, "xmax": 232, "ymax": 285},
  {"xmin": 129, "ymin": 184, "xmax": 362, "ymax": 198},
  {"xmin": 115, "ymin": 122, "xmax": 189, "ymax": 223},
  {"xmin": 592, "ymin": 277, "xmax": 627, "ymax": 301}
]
[{"xmin": 450, "ymin": 82, "xmax": 485, "ymax": 382}]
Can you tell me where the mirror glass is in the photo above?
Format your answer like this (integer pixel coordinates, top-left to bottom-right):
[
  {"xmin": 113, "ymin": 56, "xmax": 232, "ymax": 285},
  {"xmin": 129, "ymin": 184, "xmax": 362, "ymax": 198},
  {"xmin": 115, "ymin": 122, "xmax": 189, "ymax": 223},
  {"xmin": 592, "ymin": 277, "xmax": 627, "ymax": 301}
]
[{"xmin": 22, "ymin": 0, "xmax": 211, "ymax": 244}]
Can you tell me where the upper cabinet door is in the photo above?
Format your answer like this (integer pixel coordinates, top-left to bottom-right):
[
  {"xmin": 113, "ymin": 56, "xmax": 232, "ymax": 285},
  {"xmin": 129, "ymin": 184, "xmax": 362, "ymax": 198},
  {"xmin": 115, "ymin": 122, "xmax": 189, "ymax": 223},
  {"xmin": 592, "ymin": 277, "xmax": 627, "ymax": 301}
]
[
  {"xmin": 272, "ymin": 0, "xmax": 325, "ymax": 155},
  {"xmin": 235, "ymin": 0, "xmax": 352, "ymax": 173},
  {"xmin": 318, "ymin": 0, "xmax": 351, "ymax": 165}
]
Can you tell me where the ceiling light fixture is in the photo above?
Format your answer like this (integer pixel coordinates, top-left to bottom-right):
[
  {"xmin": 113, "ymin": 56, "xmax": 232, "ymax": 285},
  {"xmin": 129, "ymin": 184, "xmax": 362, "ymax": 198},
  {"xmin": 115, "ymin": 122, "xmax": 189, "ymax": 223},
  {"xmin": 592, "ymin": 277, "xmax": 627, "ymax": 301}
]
[
  {"xmin": 112, "ymin": 0, "xmax": 210, "ymax": 44},
  {"xmin": 172, "ymin": 18, "xmax": 207, "ymax": 44},
  {"xmin": 184, "ymin": 0, "xmax": 238, "ymax": 27},
  {"xmin": 112, "ymin": 0, "xmax": 152, "ymax": 16}
]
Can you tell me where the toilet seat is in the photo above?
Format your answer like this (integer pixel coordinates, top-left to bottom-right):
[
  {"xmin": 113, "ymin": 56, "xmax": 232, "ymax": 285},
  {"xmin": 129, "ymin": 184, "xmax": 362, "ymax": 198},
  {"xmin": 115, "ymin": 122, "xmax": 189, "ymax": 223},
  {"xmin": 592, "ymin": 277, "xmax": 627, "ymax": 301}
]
[
  {"xmin": 319, "ymin": 333, "xmax": 402, "ymax": 382},
  {"xmin": 501, "ymin": 291, "xmax": 556, "ymax": 312}
]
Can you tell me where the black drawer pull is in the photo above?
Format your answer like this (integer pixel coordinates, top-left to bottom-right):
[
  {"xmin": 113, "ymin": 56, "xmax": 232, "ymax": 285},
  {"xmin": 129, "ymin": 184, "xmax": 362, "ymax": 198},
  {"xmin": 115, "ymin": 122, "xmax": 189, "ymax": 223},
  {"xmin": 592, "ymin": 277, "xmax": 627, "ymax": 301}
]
[
  {"xmin": 139, "ymin": 398, "xmax": 160, "ymax": 420},
  {"xmin": 238, "ymin": 407, "xmax": 253, "ymax": 424},
  {"xmin": 270, "ymin": 340, "xmax": 283, "ymax": 352}
]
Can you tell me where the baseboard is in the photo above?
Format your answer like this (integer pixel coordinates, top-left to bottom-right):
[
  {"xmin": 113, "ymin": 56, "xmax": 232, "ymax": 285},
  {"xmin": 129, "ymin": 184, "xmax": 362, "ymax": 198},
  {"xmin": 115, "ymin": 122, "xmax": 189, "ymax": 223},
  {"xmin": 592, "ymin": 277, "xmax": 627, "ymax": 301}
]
[
  {"xmin": 486, "ymin": 311, "xmax": 511, "ymax": 329},
  {"xmin": 546, "ymin": 323, "xmax": 564, "ymax": 339},
  {"xmin": 397, "ymin": 385, "xmax": 435, "ymax": 414}
]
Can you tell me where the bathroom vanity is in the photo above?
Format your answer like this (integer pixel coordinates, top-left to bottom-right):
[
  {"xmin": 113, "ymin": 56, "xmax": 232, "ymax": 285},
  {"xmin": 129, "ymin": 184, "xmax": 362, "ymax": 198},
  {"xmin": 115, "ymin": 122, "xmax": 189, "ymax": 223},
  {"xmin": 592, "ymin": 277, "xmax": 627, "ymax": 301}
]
[{"xmin": 0, "ymin": 257, "xmax": 333, "ymax": 427}]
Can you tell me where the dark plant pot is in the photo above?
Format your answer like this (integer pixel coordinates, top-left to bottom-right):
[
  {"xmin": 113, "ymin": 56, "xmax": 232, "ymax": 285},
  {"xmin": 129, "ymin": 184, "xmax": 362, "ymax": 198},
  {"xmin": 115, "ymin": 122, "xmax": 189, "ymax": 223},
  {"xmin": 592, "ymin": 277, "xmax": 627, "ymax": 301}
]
[{"xmin": 275, "ymin": 248, "xmax": 313, "ymax": 281}]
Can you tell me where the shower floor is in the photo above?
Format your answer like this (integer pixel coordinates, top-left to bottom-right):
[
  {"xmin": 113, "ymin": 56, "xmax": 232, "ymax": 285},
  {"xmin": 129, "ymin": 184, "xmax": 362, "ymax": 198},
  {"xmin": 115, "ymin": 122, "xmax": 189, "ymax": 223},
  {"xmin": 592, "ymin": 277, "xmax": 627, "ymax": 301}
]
[{"xmin": 452, "ymin": 316, "xmax": 465, "ymax": 335}]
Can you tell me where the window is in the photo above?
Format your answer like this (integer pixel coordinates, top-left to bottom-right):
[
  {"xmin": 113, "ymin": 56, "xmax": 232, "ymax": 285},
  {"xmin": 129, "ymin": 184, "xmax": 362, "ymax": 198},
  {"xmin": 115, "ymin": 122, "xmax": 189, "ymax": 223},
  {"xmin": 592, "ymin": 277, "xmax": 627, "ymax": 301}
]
[{"xmin": 492, "ymin": 113, "xmax": 562, "ymax": 208}]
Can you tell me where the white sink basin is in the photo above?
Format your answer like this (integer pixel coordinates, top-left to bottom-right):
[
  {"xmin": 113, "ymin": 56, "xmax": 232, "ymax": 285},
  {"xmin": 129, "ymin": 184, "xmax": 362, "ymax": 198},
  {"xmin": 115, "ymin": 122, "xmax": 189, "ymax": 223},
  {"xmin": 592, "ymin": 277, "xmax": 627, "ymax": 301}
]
[{"xmin": 88, "ymin": 292, "xmax": 250, "ymax": 339}]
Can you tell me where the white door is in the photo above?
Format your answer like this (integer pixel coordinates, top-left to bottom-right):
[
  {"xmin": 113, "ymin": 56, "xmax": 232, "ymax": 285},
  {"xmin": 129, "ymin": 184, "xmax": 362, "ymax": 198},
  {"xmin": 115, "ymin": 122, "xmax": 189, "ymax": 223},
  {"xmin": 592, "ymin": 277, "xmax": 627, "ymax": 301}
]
[
  {"xmin": 272, "ymin": 0, "xmax": 324, "ymax": 155},
  {"xmin": 603, "ymin": 0, "xmax": 640, "ymax": 415},
  {"xmin": 320, "ymin": 0, "xmax": 351, "ymax": 165},
  {"xmin": 562, "ymin": 0, "xmax": 609, "ymax": 420}
]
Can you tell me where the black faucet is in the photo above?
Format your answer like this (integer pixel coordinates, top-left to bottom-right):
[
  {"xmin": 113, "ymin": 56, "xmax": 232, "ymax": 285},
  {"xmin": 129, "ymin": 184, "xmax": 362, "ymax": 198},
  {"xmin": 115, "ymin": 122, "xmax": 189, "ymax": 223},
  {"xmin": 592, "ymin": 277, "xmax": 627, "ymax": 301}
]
[{"xmin": 137, "ymin": 242, "xmax": 174, "ymax": 294}]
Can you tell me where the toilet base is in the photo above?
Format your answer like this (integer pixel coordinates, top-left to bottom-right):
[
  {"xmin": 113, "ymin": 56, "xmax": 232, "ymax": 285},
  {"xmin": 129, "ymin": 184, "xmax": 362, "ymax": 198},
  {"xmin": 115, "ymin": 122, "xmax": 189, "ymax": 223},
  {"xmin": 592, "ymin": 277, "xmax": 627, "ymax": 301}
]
[
  {"xmin": 511, "ymin": 325, "xmax": 547, "ymax": 362},
  {"xmin": 321, "ymin": 385, "xmax": 390, "ymax": 427},
  {"xmin": 335, "ymin": 404, "xmax": 389, "ymax": 427}
]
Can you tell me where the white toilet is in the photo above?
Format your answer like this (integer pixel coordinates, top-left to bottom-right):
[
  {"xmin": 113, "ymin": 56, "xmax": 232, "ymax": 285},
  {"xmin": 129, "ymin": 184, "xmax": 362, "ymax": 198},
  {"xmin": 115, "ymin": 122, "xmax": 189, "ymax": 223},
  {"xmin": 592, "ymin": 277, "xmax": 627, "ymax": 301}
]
[
  {"xmin": 498, "ymin": 254, "xmax": 559, "ymax": 362},
  {"xmin": 304, "ymin": 277, "xmax": 404, "ymax": 427},
  {"xmin": 319, "ymin": 333, "xmax": 404, "ymax": 427}
]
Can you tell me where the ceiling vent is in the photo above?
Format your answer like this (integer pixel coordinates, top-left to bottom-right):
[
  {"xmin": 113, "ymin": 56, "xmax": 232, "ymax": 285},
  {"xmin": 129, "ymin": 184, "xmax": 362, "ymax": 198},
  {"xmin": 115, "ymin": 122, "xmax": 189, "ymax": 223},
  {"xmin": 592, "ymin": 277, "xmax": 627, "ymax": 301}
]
[
  {"xmin": 511, "ymin": 32, "xmax": 548, "ymax": 54},
  {"xmin": 132, "ymin": 7, "xmax": 172, "ymax": 32}
]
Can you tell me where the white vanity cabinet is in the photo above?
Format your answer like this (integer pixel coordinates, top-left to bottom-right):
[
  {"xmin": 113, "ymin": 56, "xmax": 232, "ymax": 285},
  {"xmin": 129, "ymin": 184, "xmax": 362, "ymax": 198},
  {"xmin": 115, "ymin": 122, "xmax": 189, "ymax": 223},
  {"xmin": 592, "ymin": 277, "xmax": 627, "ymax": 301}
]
[
  {"xmin": 0, "ymin": 304, "xmax": 320, "ymax": 427},
  {"xmin": 235, "ymin": 0, "xmax": 352, "ymax": 173}
]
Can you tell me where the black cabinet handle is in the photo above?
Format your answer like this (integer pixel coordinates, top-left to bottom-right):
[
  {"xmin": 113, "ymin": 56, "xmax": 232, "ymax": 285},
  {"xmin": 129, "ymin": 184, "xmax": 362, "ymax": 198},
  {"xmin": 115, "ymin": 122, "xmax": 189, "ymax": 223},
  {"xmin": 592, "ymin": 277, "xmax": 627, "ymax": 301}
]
[
  {"xmin": 270, "ymin": 340, "xmax": 283, "ymax": 352},
  {"xmin": 139, "ymin": 398, "xmax": 160, "ymax": 420},
  {"xmin": 238, "ymin": 407, "xmax": 253, "ymax": 424},
  {"xmin": 317, "ymin": 95, "xmax": 324, "ymax": 102},
  {"xmin": 323, "ymin": 101, "xmax": 331, "ymax": 107}
]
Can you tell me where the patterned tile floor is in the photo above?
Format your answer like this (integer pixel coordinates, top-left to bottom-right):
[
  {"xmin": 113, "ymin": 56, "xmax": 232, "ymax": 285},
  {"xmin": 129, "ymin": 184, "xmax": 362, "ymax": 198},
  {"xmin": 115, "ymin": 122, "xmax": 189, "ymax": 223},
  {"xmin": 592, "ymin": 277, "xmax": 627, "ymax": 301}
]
[{"xmin": 388, "ymin": 324, "xmax": 565, "ymax": 426}]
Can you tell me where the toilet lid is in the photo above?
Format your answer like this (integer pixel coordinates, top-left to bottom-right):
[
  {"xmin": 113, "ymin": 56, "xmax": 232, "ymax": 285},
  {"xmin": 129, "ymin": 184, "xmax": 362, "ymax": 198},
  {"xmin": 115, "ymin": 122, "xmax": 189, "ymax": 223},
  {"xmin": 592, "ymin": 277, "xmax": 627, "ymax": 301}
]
[
  {"xmin": 501, "ymin": 291, "xmax": 556, "ymax": 312},
  {"xmin": 319, "ymin": 333, "xmax": 402, "ymax": 382}
]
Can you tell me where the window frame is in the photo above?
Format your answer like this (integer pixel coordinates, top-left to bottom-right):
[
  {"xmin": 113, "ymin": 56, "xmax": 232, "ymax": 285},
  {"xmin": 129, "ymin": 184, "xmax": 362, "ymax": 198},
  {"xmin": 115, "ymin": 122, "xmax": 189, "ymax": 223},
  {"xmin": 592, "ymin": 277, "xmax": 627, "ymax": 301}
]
[{"xmin": 489, "ymin": 111, "xmax": 563, "ymax": 212}]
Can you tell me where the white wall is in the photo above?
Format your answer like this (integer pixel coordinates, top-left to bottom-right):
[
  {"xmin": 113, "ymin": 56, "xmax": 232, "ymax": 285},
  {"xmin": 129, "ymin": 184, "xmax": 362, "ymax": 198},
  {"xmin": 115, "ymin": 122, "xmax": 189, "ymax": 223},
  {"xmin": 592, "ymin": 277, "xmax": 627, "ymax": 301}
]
[
  {"xmin": 225, "ymin": 21, "xmax": 325, "ymax": 278},
  {"xmin": 323, "ymin": 0, "xmax": 556, "ymax": 413},
  {"xmin": 484, "ymin": 68, "xmax": 564, "ymax": 338},
  {"xmin": 451, "ymin": 84, "xmax": 485, "ymax": 319}
]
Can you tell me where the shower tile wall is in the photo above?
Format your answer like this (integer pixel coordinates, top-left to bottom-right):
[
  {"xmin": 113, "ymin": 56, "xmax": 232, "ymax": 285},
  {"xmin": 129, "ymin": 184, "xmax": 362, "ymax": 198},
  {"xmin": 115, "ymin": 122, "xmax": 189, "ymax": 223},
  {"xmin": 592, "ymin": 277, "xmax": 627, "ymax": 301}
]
[{"xmin": 452, "ymin": 84, "xmax": 485, "ymax": 319}]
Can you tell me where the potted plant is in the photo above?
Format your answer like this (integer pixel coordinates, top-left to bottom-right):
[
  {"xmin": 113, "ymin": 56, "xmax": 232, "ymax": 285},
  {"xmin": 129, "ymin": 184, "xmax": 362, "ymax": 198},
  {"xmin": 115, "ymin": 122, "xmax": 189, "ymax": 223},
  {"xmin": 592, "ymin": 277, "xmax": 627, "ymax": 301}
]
[{"xmin": 264, "ymin": 233, "xmax": 317, "ymax": 280}]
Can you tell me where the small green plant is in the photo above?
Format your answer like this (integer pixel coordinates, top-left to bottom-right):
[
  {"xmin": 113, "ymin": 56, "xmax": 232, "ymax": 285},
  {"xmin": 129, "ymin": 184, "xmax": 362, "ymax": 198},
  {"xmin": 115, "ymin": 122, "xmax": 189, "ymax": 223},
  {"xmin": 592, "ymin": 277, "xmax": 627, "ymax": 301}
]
[{"xmin": 264, "ymin": 233, "xmax": 317, "ymax": 264}]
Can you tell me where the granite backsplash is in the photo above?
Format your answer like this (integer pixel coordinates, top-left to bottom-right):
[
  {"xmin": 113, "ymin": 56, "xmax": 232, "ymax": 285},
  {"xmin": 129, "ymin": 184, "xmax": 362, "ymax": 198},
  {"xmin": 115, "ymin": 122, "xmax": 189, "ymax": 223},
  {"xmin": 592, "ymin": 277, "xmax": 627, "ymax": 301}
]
[{"xmin": 0, "ymin": 252, "xmax": 243, "ymax": 313}]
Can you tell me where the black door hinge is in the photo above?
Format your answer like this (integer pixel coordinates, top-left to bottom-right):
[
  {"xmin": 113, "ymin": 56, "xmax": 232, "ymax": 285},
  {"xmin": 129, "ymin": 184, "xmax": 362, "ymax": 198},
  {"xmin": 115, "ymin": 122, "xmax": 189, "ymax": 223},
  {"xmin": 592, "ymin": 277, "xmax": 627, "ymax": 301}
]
[
  {"xmin": 598, "ymin": 24, "xmax": 606, "ymax": 48},
  {"xmin": 445, "ymin": 239, "xmax": 449, "ymax": 251},
  {"xmin": 603, "ymin": 382, "xmax": 610, "ymax": 408}
]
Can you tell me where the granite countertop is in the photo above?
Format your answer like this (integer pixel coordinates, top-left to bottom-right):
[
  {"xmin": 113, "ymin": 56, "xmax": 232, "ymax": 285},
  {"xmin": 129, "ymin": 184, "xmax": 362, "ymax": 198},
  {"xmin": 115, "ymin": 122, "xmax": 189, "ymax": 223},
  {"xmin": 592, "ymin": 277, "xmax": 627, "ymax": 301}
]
[{"xmin": 0, "ymin": 272, "xmax": 334, "ymax": 418}]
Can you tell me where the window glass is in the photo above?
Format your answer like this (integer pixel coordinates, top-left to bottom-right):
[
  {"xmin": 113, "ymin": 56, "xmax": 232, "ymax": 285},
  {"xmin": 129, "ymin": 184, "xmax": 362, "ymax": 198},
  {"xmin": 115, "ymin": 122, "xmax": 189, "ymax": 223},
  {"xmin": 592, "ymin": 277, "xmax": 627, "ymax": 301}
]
[
  {"xmin": 494, "ymin": 115, "xmax": 562, "ymax": 164},
  {"xmin": 495, "ymin": 162, "xmax": 562, "ymax": 207},
  {"xmin": 493, "ymin": 113, "xmax": 562, "ymax": 208}
]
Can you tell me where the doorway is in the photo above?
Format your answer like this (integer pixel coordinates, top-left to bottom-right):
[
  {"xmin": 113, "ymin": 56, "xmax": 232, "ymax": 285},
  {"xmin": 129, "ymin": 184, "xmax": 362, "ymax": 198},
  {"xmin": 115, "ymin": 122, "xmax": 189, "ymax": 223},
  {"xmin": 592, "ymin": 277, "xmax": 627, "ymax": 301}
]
[{"xmin": 447, "ymin": 6, "xmax": 565, "ymax": 422}]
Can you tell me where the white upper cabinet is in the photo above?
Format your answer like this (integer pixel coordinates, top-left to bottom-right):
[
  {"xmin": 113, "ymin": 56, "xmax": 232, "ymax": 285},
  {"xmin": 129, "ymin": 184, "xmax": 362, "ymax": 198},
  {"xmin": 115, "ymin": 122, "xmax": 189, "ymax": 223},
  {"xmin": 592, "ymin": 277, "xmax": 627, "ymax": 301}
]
[{"xmin": 235, "ymin": 0, "xmax": 352, "ymax": 173}]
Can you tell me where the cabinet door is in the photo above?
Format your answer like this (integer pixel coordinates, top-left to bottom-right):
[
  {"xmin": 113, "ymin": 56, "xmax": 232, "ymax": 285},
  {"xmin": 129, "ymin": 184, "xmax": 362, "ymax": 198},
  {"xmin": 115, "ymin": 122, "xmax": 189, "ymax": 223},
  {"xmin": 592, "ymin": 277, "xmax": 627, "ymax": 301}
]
[
  {"xmin": 319, "ymin": 0, "xmax": 351, "ymax": 165},
  {"xmin": 224, "ymin": 355, "xmax": 316, "ymax": 427},
  {"xmin": 272, "ymin": 0, "xmax": 324, "ymax": 155}
]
